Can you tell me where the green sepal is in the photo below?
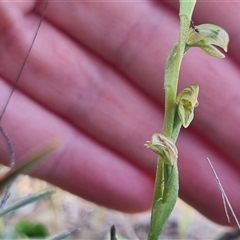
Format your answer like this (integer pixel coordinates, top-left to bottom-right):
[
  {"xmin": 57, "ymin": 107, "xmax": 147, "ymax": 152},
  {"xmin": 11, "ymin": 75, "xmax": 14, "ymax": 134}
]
[
  {"xmin": 176, "ymin": 84, "xmax": 199, "ymax": 128},
  {"xmin": 186, "ymin": 24, "xmax": 229, "ymax": 58}
]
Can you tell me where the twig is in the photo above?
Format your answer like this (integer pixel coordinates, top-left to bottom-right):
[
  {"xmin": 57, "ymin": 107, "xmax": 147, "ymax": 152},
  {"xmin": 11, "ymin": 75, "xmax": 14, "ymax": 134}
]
[
  {"xmin": 207, "ymin": 157, "xmax": 240, "ymax": 229},
  {"xmin": 0, "ymin": 125, "xmax": 15, "ymax": 208},
  {"xmin": 0, "ymin": 0, "xmax": 49, "ymax": 122},
  {"xmin": 110, "ymin": 225, "xmax": 117, "ymax": 240},
  {"xmin": 0, "ymin": 0, "xmax": 49, "ymax": 208},
  {"xmin": 0, "ymin": 125, "xmax": 15, "ymax": 168}
]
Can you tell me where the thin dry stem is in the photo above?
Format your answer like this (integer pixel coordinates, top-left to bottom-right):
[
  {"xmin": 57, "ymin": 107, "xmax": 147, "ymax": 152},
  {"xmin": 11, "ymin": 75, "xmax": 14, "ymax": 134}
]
[
  {"xmin": 207, "ymin": 157, "xmax": 240, "ymax": 229},
  {"xmin": 0, "ymin": 0, "xmax": 49, "ymax": 208}
]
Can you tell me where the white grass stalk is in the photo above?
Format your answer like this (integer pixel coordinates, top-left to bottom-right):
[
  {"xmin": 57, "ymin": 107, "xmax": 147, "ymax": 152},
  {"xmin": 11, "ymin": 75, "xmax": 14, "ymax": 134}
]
[{"xmin": 207, "ymin": 157, "xmax": 240, "ymax": 229}]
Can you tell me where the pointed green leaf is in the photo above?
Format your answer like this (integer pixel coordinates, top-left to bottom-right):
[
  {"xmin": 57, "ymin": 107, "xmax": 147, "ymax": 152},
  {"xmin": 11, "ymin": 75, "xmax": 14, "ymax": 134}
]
[{"xmin": 148, "ymin": 165, "xmax": 178, "ymax": 240}]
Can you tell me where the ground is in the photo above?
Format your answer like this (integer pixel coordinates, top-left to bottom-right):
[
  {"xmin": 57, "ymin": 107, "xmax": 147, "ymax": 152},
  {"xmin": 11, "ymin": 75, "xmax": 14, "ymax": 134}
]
[{"xmin": 1, "ymin": 174, "xmax": 239, "ymax": 240}]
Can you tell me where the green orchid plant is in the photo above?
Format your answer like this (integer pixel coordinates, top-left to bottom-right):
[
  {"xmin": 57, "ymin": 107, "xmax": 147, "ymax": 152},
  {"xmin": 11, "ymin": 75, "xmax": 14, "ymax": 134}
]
[{"xmin": 145, "ymin": 1, "xmax": 229, "ymax": 239}]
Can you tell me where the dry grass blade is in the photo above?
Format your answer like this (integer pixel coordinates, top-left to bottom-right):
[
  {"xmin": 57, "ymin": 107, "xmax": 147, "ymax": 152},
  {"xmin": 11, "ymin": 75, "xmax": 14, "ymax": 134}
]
[
  {"xmin": 0, "ymin": 126, "xmax": 15, "ymax": 208},
  {"xmin": 207, "ymin": 157, "xmax": 240, "ymax": 229},
  {"xmin": 0, "ymin": 0, "xmax": 49, "ymax": 209},
  {"xmin": 0, "ymin": 189, "xmax": 55, "ymax": 217},
  {"xmin": 50, "ymin": 228, "xmax": 79, "ymax": 240},
  {"xmin": 0, "ymin": 0, "xmax": 49, "ymax": 122},
  {"xmin": 0, "ymin": 141, "xmax": 59, "ymax": 194}
]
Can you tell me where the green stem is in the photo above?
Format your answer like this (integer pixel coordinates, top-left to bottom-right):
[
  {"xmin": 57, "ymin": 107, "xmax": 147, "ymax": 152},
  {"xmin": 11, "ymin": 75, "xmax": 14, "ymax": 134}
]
[
  {"xmin": 163, "ymin": 15, "xmax": 190, "ymax": 138},
  {"xmin": 147, "ymin": 2, "xmax": 197, "ymax": 239},
  {"xmin": 151, "ymin": 14, "xmax": 189, "ymax": 209}
]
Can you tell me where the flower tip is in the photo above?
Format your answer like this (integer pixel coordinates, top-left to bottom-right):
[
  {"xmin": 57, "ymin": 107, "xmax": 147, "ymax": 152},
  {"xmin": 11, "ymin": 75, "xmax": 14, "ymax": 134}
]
[
  {"xmin": 145, "ymin": 133, "xmax": 178, "ymax": 165},
  {"xmin": 144, "ymin": 141, "xmax": 151, "ymax": 148}
]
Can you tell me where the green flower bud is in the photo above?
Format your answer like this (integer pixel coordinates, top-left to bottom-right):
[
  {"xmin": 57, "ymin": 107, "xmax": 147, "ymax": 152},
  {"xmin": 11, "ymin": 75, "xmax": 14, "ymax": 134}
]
[
  {"xmin": 185, "ymin": 24, "xmax": 229, "ymax": 58},
  {"xmin": 176, "ymin": 84, "xmax": 199, "ymax": 128},
  {"xmin": 145, "ymin": 133, "xmax": 178, "ymax": 165}
]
